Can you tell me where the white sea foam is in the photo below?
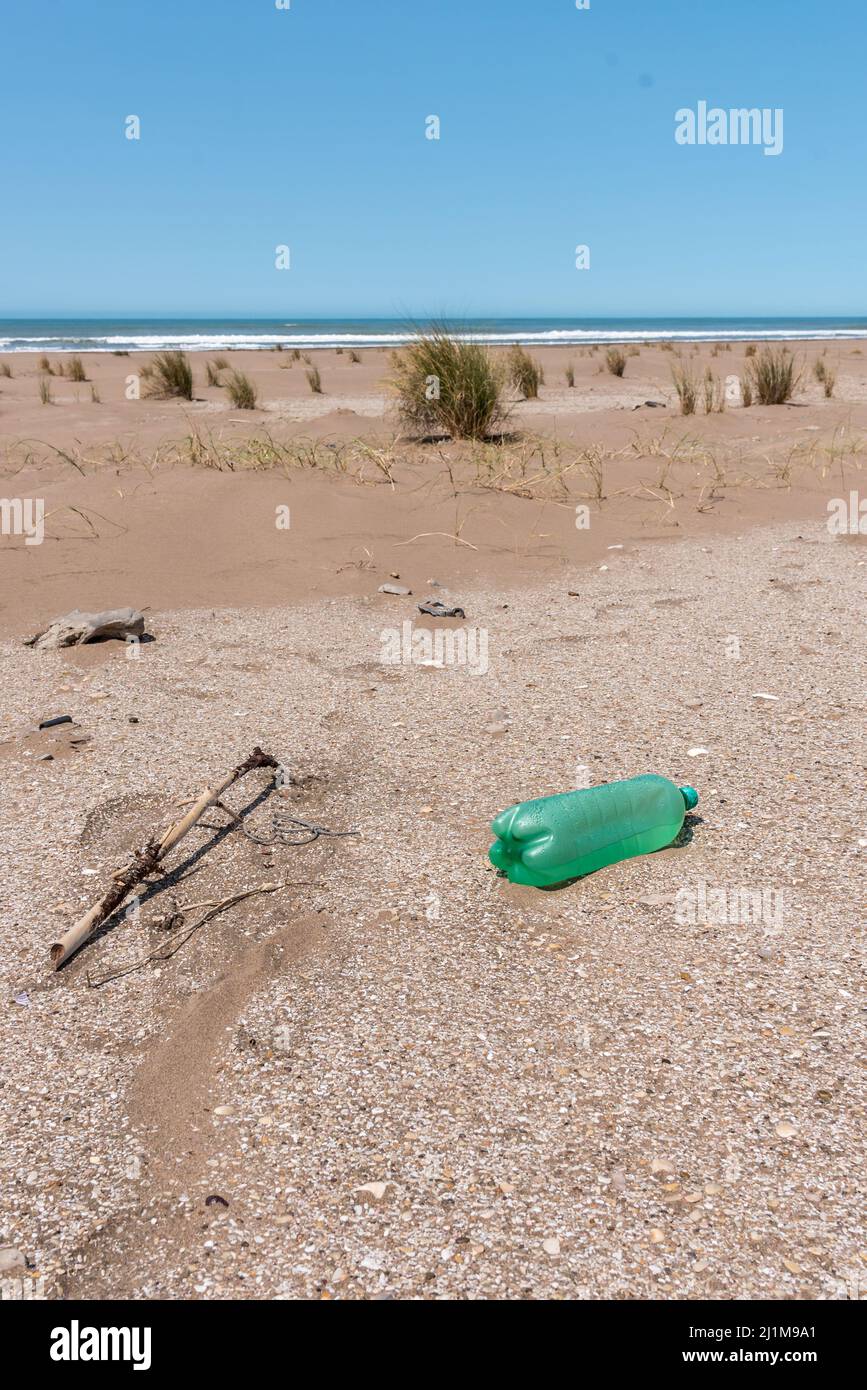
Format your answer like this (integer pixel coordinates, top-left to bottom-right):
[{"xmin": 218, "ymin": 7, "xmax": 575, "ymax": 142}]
[{"xmin": 1, "ymin": 326, "xmax": 866, "ymax": 352}]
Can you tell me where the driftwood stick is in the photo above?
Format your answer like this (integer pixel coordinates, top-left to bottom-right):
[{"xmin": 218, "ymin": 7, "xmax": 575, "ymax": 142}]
[{"xmin": 50, "ymin": 745, "xmax": 279, "ymax": 971}]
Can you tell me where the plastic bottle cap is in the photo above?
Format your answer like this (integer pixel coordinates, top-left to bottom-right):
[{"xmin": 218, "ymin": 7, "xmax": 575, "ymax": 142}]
[{"xmin": 680, "ymin": 785, "xmax": 699, "ymax": 811}]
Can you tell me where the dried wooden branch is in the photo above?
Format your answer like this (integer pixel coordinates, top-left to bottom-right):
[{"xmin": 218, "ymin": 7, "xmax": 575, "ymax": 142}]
[
  {"xmin": 49, "ymin": 746, "xmax": 279, "ymax": 970},
  {"xmin": 26, "ymin": 607, "xmax": 145, "ymax": 651}
]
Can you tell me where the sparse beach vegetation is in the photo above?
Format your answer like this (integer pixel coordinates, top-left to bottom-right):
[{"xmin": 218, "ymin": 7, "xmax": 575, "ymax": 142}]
[
  {"xmin": 389, "ymin": 330, "xmax": 505, "ymax": 440},
  {"xmin": 224, "ymin": 368, "xmax": 258, "ymax": 409},
  {"xmin": 142, "ymin": 350, "xmax": 194, "ymax": 400}
]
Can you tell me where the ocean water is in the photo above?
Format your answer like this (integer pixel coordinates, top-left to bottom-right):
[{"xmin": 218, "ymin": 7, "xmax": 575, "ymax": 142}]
[{"xmin": 1, "ymin": 317, "xmax": 865, "ymax": 353}]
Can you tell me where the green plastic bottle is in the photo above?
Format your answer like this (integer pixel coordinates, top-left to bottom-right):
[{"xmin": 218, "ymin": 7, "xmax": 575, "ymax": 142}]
[{"xmin": 489, "ymin": 774, "xmax": 699, "ymax": 888}]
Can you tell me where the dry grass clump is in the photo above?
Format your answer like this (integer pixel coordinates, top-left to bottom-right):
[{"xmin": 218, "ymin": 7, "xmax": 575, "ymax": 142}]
[
  {"xmin": 142, "ymin": 350, "xmax": 194, "ymax": 400},
  {"xmin": 39, "ymin": 376, "xmax": 53, "ymax": 404},
  {"xmin": 703, "ymin": 368, "xmax": 725, "ymax": 414},
  {"xmin": 389, "ymin": 330, "xmax": 505, "ymax": 440},
  {"xmin": 171, "ymin": 427, "xmax": 398, "ymax": 481},
  {"xmin": 306, "ymin": 366, "xmax": 323, "ymax": 394},
  {"xmin": 68, "ymin": 355, "xmax": 88, "ymax": 382},
  {"xmin": 223, "ymin": 369, "xmax": 258, "ymax": 409},
  {"xmin": 206, "ymin": 355, "xmax": 230, "ymax": 385},
  {"xmin": 671, "ymin": 358, "xmax": 698, "ymax": 415},
  {"xmin": 0, "ymin": 363, "xmax": 11, "ymax": 378},
  {"xmin": 506, "ymin": 344, "xmax": 544, "ymax": 399},
  {"xmin": 747, "ymin": 346, "xmax": 801, "ymax": 405},
  {"xmin": 565, "ymin": 362, "xmax": 575, "ymax": 387},
  {"xmin": 741, "ymin": 375, "xmax": 754, "ymax": 407},
  {"xmin": 813, "ymin": 357, "xmax": 836, "ymax": 398},
  {"xmin": 38, "ymin": 355, "xmax": 53, "ymax": 374},
  {"xmin": 744, "ymin": 343, "xmax": 757, "ymax": 358},
  {"xmin": 348, "ymin": 350, "xmax": 361, "ymax": 363},
  {"xmin": 605, "ymin": 347, "xmax": 627, "ymax": 377},
  {"xmin": 461, "ymin": 433, "xmax": 614, "ymax": 502}
]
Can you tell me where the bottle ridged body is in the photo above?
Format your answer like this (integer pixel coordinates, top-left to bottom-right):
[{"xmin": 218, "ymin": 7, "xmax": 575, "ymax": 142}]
[{"xmin": 489, "ymin": 774, "xmax": 694, "ymax": 887}]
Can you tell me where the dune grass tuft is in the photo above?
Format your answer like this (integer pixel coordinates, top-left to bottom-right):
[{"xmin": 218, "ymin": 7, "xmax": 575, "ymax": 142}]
[
  {"xmin": 39, "ymin": 375, "xmax": 53, "ymax": 404},
  {"xmin": 223, "ymin": 369, "xmax": 258, "ymax": 409},
  {"xmin": 506, "ymin": 344, "xmax": 544, "ymax": 399},
  {"xmin": 747, "ymin": 346, "xmax": 800, "ymax": 405},
  {"xmin": 565, "ymin": 362, "xmax": 575, "ymax": 387},
  {"xmin": 348, "ymin": 350, "xmax": 361, "ymax": 364},
  {"xmin": 206, "ymin": 361, "xmax": 223, "ymax": 387},
  {"xmin": 389, "ymin": 330, "xmax": 505, "ymax": 440},
  {"xmin": 306, "ymin": 366, "xmax": 323, "ymax": 394},
  {"xmin": 671, "ymin": 358, "xmax": 698, "ymax": 415},
  {"xmin": 703, "ymin": 367, "xmax": 725, "ymax": 414},
  {"xmin": 142, "ymin": 350, "xmax": 194, "ymax": 400},
  {"xmin": 812, "ymin": 356, "xmax": 833, "ymax": 393},
  {"xmin": 605, "ymin": 347, "xmax": 627, "ymax": 377},
  {"xmin": 0, "ymin": 363, "xmax": 11, "ymax": 378},
  {"xmin": 68, "ymin": 355, "xmax": 87, "ymax": 382}
]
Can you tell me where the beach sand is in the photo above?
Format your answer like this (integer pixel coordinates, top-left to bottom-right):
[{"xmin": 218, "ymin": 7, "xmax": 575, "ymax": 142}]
[{"xmin": 0, "ymin": 340, "xmax": 865, "ymax": 1300}]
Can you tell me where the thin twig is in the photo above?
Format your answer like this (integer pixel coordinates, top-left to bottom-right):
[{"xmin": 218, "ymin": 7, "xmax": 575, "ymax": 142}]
[
  {"xmin": 85, "ymin": 880, "xmax": 322, "ymax": 988},
  {"xmin": 213, "ymin": 801, "xmax": 360, "ymax": 846},
  {"xmin": 394, "ymin": 531, "xmax": 478, "ymax": 550}
]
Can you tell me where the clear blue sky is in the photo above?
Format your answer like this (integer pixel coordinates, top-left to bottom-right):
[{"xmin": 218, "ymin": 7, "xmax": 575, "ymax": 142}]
[{"xmin": 1, "ymin": 0, "xmax": 864, "ymax": 317}]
